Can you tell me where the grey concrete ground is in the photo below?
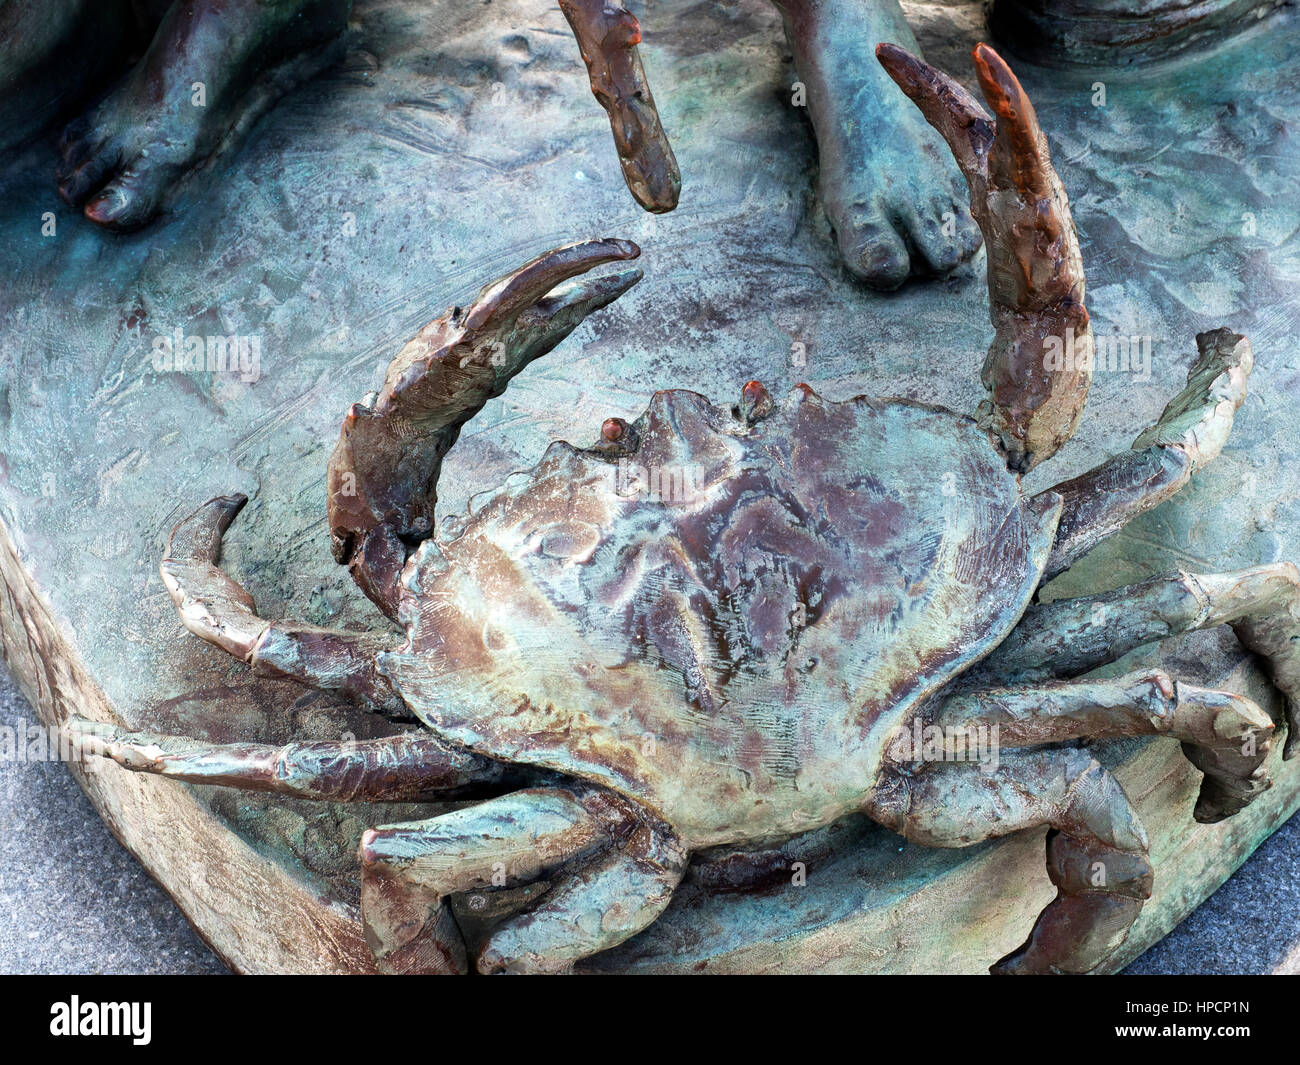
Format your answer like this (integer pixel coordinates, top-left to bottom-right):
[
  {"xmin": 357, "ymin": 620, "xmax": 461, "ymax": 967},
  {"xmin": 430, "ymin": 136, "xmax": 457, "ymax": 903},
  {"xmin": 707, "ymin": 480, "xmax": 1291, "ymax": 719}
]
[
  {"xmin": 0, "ymin": 671, "xmax": 225, "ymax": 974},
  {"xmin": 0, "ymin": 661, "xmax": 1297, "ymax": 975}
]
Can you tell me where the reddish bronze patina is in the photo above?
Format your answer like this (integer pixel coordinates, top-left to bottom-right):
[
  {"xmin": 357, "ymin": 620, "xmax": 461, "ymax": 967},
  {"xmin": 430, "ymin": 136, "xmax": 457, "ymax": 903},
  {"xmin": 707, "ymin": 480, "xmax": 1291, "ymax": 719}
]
[{"xmin": 558, "ymin": 0, "xmax": 680, "ymax": 213}]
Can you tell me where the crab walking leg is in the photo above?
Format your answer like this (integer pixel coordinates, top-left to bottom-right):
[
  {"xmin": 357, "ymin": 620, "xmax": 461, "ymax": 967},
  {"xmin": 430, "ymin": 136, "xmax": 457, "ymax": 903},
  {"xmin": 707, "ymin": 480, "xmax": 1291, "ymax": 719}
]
[
  {"xmin": 967, "ymin": 564, "xmax": 1300, "ymax": 759},
  {"xmin": 161, "ymin": 494, "xmax": 403, "ymax": 712},
  {"xmin": 933, "ymin": 670, "xmax": 1274, "ymax": 823},
  {"xmin": 868, "ymin": 748, "xmax": 1151, "ymax": 974},
  {"xmin": 359, "ymin": 787, "xmax": 642, "ymax": 974},
  {"xmin": 877, "ymin": 42, "xmax": 1091, "ymax": 472},
  {"xmin": 1036, "ymin": 328, "xmax": 1252, "ymax": 580},
  {"xmin": 66, "ymin": 719, "xmax": 511, "ymax": 802},
  {"xmin": 479, "ymin": 820, "xmax": 686, "ymax": 974},
  {"xmin": 325, "ymin": 239, "xmax": 643, "ymax": 618},
  {"xmin": 558, "ymin": 0, "xmax": 680, "ymax": 213}
]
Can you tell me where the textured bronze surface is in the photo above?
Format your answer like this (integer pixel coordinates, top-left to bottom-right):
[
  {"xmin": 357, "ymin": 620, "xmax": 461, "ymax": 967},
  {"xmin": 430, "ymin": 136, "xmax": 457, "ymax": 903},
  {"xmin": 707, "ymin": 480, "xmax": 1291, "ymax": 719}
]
[
  {"xmin": 6, "ymin": 0, "xmax": 1297, "ymax": 975},
  {"xmin": 74, "ymin": 45, "xmax": 1300, "ymax": 976}
]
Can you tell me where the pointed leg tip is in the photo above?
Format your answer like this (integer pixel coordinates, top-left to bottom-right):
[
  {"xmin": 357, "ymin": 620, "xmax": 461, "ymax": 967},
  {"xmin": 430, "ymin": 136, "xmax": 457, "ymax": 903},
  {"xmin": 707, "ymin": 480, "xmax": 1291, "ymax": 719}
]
[
  {"xmin": 989, "ymin": 949, "xmax": 1035, "ymax": 975},
  {"xmin": 1193, "ymin": 775, "xmax": 1271, "ymax": 823},
  {"xmin": 199, "ymin": 493, "xmax": 249, "ymax": 531},
  {"xmin": 166, "ymin": 493, "xmax": 250, "ymax": 565},
  {"xmin": 167, "ymin": 494, "xmax": 247, "ymax": 542},
  {"xmin": 63, "ymin": 716, "xmax": 117, "ymax": 749}
]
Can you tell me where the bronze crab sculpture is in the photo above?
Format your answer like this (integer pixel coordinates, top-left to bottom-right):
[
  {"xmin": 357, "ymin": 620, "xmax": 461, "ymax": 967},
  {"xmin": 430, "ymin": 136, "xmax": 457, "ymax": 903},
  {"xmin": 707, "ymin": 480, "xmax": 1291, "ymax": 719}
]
[{"xmin": 74, "ymin": 44, "xmax": 1300, "ymax": 975}]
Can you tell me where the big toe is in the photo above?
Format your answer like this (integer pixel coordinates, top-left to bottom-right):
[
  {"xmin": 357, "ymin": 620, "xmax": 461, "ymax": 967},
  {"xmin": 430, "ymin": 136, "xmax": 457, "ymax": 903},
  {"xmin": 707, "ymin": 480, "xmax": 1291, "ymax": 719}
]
[
  {"xmin": 84, "ymin": 166, "xmax": 167, "ymax": 231},
  {"xmin": 833, "ymin": 202, "xmax": 911, "ymax": 291}
]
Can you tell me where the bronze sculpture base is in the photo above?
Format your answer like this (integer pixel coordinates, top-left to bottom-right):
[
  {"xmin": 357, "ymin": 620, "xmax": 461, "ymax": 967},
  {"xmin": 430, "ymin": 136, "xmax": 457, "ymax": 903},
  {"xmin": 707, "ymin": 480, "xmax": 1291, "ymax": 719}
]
[{"xmin": 2, "ymin": 0, "xmax": 1299, "ymax": 972}]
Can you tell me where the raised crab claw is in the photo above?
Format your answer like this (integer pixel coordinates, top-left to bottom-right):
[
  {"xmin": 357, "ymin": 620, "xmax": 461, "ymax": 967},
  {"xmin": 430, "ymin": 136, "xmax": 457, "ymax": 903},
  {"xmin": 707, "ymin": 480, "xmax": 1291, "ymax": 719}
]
[{"xmin": 71, "ymin": 44, "xmax": 1300, "ymax": 975}]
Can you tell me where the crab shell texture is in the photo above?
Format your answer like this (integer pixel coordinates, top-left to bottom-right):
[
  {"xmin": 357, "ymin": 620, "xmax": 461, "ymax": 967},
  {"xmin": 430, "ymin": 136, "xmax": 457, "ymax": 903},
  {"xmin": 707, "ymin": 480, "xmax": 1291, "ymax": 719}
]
[{"xmin": 380, "ymin": 385, "xmax": 1061, "ymax": 850}]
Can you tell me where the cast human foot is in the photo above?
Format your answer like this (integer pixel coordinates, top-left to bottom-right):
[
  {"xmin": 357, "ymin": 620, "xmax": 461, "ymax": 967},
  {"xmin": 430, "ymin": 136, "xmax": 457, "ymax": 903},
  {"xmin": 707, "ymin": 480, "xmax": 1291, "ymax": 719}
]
[
  {"xmin": 772, "ymin": 0, "xmax": 983, "ymax": 289},
  {"xmin": 55, "ymin": 0, "xmax": 350, "ymax": 231}
]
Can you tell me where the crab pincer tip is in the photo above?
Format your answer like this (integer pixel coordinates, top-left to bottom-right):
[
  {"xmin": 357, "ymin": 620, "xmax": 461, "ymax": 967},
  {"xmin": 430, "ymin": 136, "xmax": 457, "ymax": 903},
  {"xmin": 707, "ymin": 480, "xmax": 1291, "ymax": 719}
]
[
  {"xmin": 602, "ymin": 238, "xmax": 642, "ymax": 261},
  {"xmin": 971, "ymin": 43, "xmax": 1021, "ymax": 117}
]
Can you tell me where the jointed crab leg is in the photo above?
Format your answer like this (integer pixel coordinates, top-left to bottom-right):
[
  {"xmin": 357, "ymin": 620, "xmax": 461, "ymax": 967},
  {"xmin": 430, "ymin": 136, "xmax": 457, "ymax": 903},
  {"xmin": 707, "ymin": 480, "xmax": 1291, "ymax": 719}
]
[
  {"xmin": 478, "ymin": 818, "xmax": 685, "ymax": 974},
  {"xmin": 66, "ymin": 719, "xmax": 513, "ymax": 802},
  {"xmin": 869, "ymin": 747, "xmax": 1151, "ymax": 975},
  {"xmin": 1037, "ymin": 328, "xmax": 1252, "ymax": 580},
  {"xmin": 326, "ymin": 238, "xmax": 642, "ymax": 618},
  {"xmin": 934, "ymin": 669, "xmax": 1274, "ymax": 822},
  {"xmin": 558, "ymin": 0, "xmax": 680, "ymax": 213},
  {"xmin": 966, "ymin": 563, "xmax": 1300, "ymax": 759},
  {"xmin": 360, "ymin": 785, "xmax": 685, "ymax": 974},
  {"xmin": 877, "ymin": 42, "xmax": 1091, "ymax": 472},
  {"xmin": 161, "ymin": 494, "xmax": 403, "ymax": 713}
]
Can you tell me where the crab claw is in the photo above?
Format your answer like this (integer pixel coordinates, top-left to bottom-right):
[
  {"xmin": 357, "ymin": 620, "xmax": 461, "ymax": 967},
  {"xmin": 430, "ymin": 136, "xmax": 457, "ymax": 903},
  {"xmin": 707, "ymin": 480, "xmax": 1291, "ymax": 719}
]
[
  {"xmin": 327, "ymin": 238, "xmax": 643, "ymax": 617},
  {"xmin": 559, "ymin": 0, "xmax": 681, "ymax": 212},
  {"xmin": 877, "ymin": 42, "xmax": 1091, "ymax": 473}
]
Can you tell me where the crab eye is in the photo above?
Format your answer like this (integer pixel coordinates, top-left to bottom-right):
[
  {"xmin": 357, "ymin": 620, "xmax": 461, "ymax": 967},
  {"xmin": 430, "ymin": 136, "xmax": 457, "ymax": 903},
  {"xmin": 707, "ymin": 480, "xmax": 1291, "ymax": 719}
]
[
  {"xmin": 592, "ymin": 416, "xmax": 639, "ymax": 455},
  {"xmin": 740, "ymin": 380, "xmax": 773, "ymax": 423}
]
